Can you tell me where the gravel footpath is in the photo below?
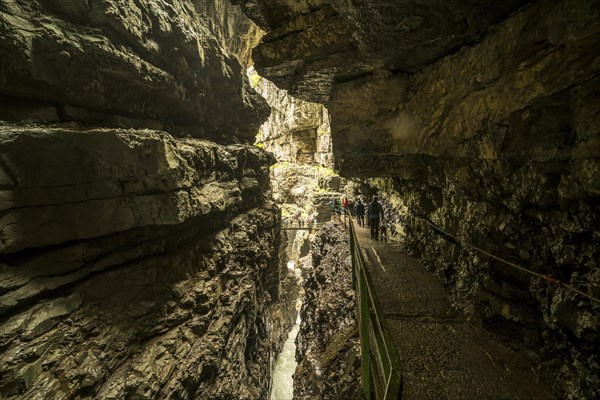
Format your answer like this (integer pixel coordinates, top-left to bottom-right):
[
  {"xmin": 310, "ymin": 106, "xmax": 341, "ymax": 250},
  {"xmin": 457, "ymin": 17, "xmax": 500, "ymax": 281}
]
[{"xmin": 356, "ymin": 226, "xmax": 552, "ymax": 400}]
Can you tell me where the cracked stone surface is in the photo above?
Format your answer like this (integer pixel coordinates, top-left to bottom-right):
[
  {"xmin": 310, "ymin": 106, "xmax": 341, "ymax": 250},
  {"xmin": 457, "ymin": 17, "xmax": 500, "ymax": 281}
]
[
  {"xmin": 0, "ymin": 121, "xmax": 298, "ymax": 399},
  {"xmin": 0, "ymin": 0, "xmax": 268, "ymax": 140},
  {"xmin": 293, "ymin": 223, "xmax": 362, "ymax": 400},
  {"xmin": 0, "ymin": 1, "xmax": 298, "ymax": 398}
]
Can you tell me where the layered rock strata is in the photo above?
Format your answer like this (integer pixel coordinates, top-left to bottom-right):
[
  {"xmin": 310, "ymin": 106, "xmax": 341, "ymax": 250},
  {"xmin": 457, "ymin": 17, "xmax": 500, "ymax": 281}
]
[
  {"xmin": 371, "ymin": 175, "xmax": 598, "ymax": 398},
  {"xmin": 271, "ymin": 161, "xmax": 347, "ymax": 271},
  {"xmin": 250, "ymin": 68, "xmax": 332, "ymax": 167},
  {"xmin": 251, "ymin": 71, "xmax": 343, "ymax": 225},
  {"xmin": 251, "ymin": 70, "xmax": 341, "ymax": 268},
  {"xmin": 293, "ymin": 223, "xmax": 361, "ymax": 400},
  {"xmin": 241, "ymin": 0, "xmax": 600, "ymax": 397},
  {"xmin": 0, "ymin": 123, "xmax": 296, "ymax": 399},
  {"xmin": 0, "ymin": 0, "xmax": 268, "ymax": 140},
  {"xmin": 0, "ymin": 0, "xmax": 300, "ymax": 398},
  {"xmin": 238, "ymin": 0, "xmax": 529, "ymax": 102}
]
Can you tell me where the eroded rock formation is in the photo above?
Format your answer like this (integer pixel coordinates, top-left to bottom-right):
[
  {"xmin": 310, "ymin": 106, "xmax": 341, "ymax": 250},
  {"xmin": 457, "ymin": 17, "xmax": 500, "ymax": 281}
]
[
  {"xmin": 250, "ymin": 67, "xmax": 332, "ymax": 167},
  {"xmin": 251, "ymin": 72, "xmax": 360, "ymax": 397},
  {"xmin": 251, "ymin": 69, "xmax": 342, "ymax": 267},
  {"xmin": 0, "ymin": 1, "xmax": 297, "ymax": 399},
  {"xmin": 0, "ymin": 122, "xmax": 297, "ymax": 399},
  {"xmin": 242, "ymin": 0, "xmax": 599, "ymax": 397},
  {"xmin": 238, "ymin": 0, "xmax": 529, "ymax": 102},
  {"xmin": 0, "ymin": 0, "xmax": 267, "ymax": 140},
  {"xmin": 293, "ymin": 223, "xmax": 361, "ymax": 400}
]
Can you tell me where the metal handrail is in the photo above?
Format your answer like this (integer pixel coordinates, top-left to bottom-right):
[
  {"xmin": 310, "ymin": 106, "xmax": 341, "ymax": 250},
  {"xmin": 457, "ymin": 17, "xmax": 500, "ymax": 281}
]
[
  {"xmin": 282, "ymin": 222, "xmax": 327, "ymax": 231},
  {"xmin": 331, "ymin": 205, "xmax": 403, "ymax": 399}
]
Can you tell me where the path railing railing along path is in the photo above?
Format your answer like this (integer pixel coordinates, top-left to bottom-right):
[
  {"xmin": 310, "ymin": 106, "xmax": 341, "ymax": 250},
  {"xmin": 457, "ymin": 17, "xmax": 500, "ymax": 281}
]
[
  {"xmin": 322, "ymin": 202, "xmax": 597, "ymax": 399},
  {"xmin": 405, "ymin": 213, "xmax": 600, "ymax": 305},
  {"xmin": 333, "ymin": 206, "xmax": 403, "ymax": 400},
  {"xmin": 282, "ymin": 222, "xmax": 326, "ymax": 231}
]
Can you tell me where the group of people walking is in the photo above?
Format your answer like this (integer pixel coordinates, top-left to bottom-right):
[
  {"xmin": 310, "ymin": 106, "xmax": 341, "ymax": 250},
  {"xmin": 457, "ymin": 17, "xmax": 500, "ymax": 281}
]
[
  {"xmin": 341, "ymin": 196, "xmax": 384, "ymax": 241},
  {"xmin": 354, "ymin": 196, "xmax": 385, "ymax": 241},
  {"xmin": 330, "ymin": 195, "xmax": 388, "ymax": 241}
]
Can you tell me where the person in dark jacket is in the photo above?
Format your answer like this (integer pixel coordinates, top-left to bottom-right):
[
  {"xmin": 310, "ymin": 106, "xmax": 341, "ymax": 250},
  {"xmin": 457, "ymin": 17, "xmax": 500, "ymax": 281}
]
[
  {"xmin": 334, "ymin": 198, "xmax": 342, "ymax": 215},
  {"xmin": 354, "ymin": 199, "xmax": 365, "ymax": 226},
  {"xmin": 368, "ymin": 196, "xmax": 384, "ymax": 240}
]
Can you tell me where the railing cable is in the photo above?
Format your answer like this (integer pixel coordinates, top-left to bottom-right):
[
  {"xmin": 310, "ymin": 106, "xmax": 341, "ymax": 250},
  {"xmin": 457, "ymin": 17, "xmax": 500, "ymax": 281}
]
[{"xmin": 407, "ymin": 213, "xmax": 600, "ymax": 305}]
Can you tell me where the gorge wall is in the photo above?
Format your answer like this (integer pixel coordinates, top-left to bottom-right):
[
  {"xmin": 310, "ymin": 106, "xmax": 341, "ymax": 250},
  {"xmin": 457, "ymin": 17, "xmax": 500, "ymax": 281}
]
[
  {"xmin": 0, "ymin": 0, "xmax": 267, "ymax": 139},
  {"xmin": 251, "ymin": 67, "xmax": 360, "ymax": 398},
  {"xmin": 0, "ymin": 1, "xmax": 296, "ymax": 399},
  {"xmin": 250, "ymin": 66, "xmax": 332, "ymax": 167},
  {"xmin": 241, "ymin": 0, "xmax": 600, "ymax": 398},
  {"xmin": 293, "ymin": 223, "xmax": 361, "ymax": 400},
  {"xmin": 251, "ymin": 67, "xmax": 342, "ymax": 258}
]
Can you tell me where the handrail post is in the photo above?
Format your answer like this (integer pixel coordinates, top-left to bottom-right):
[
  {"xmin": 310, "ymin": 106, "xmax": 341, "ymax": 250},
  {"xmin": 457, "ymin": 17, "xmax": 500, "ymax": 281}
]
[
  {"xmin": 359, "ymin": 263, "xmax": 372, "ymax": 398},
  {"xmin": 350, "ymin": 219, "xmax": 371, "ymax": 397},
  {"xmin": 350, "ymin": 226, "xmax": 356, "ymax": 287}
]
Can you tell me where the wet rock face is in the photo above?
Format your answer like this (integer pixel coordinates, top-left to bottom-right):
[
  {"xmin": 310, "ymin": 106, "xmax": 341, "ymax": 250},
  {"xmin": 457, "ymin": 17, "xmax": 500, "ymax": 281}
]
[
  {"xmin": 328, "ymin": 0, "xmax": 600, "ymax": 178},
  {"xmin": 0, "ymin": 0, "xmax": 268, "ymax": 140},
  {"xmin": 0, "ymin": 122, "xmax": 293, "ymax": 399},
  {"xmin": 367, "ymin": 2, "xmax": 598, "ymax": 395},
  {"xmin": 252, "ymin": 68, "xmax": 341, "ymax": 240},
  {"xmin": 0, "ymin": 125, "xmax": 273, "ymax": 254},
  {"xmin": 294, "ymin": 223, "xmax": 362, "ymax": 400},
  {"xmin": 373, "ymin": 169, "xmax": 599, "ymax": 397},
  {"xmin": 0, "ymin": 1, "xmax": 297, "ymax": 398}
]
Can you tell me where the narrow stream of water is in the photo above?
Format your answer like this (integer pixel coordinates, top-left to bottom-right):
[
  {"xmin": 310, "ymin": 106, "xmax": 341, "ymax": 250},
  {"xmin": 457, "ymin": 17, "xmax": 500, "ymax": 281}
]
[{"xmin": 270, "ymin": 313, "xmax": 301, "ymax": 400}]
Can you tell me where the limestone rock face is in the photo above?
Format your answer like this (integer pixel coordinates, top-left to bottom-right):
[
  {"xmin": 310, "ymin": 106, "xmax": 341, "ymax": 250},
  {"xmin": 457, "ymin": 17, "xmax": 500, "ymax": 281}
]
[
  {"xmin": 329, "ymin": 0, "xmax": 600, "ymax": 178},
  {"xmin": 0, "ymin": 122, "xmax": 296, "ymax": 399},
  {"xmin": 293, "ymin": 223, "xmax": 362, "ymax": 400},
  {"xmin": 0, "ymin": 1, "xmax": 298, "ymax": 398},
  {"xmin": 252, "ymin": 70, "xmax": 340, "ymax": 266},
  {"xmin": 241, "ymin": 0, "xmax": 600, "ymax": 397},
  {"xmin": 0, "ymin": 124, "xmax": 273, "ymax": 254},
  {"xmin": 240, "ymin": 0, "xmax": 528, "ymax": 102},
  {"xmin": 0, "ymin": 0, "xmax": 268, "ymax": 140},
  {"xmin": 250, "ymin": 68, "xmax": 332, "ymax": 166}
]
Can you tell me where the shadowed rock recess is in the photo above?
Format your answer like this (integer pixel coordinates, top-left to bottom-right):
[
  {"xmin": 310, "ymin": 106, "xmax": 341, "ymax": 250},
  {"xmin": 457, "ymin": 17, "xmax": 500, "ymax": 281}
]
[
  {"xmin": 240, "ymin": 0, "xmax": 599, "ymax": 398},
  {"xmin": 0, "ymin": 1, "xmax": 298, "ymax": 399}
]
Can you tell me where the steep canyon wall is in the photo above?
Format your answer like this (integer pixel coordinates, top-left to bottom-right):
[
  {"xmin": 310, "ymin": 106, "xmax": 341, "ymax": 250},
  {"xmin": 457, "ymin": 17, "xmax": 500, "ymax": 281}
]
[
  {"xmin": 250, "ymin": 67, "xmax": 332, "ymax": 167},
  {"xmin": 250, "ymin": 66, "xmax": 359, "ymax": 399},
  {"xmin": 0, "ymin": 1, "xmax": 296, "ymax": 399},
  {"xmin": 251, "ymin": 68, "xmax": 340, "ymax": 236},
  {"xmin": 0, "ymin": 0, "xmax": 267, "ymax": 140}
]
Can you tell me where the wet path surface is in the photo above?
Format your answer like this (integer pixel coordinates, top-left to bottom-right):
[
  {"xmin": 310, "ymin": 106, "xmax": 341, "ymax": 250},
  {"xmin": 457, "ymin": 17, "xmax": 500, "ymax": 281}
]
[{"xmin": 355, "ymin": 226, "xmax": 552, "ymax": 400}]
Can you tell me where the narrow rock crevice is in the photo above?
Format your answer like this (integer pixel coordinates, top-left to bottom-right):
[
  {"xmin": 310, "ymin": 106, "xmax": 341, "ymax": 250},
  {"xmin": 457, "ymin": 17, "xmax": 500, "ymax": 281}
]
[{"xmin": 0, "ymin": 0, "xmax": 598, "ymax": 398}]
